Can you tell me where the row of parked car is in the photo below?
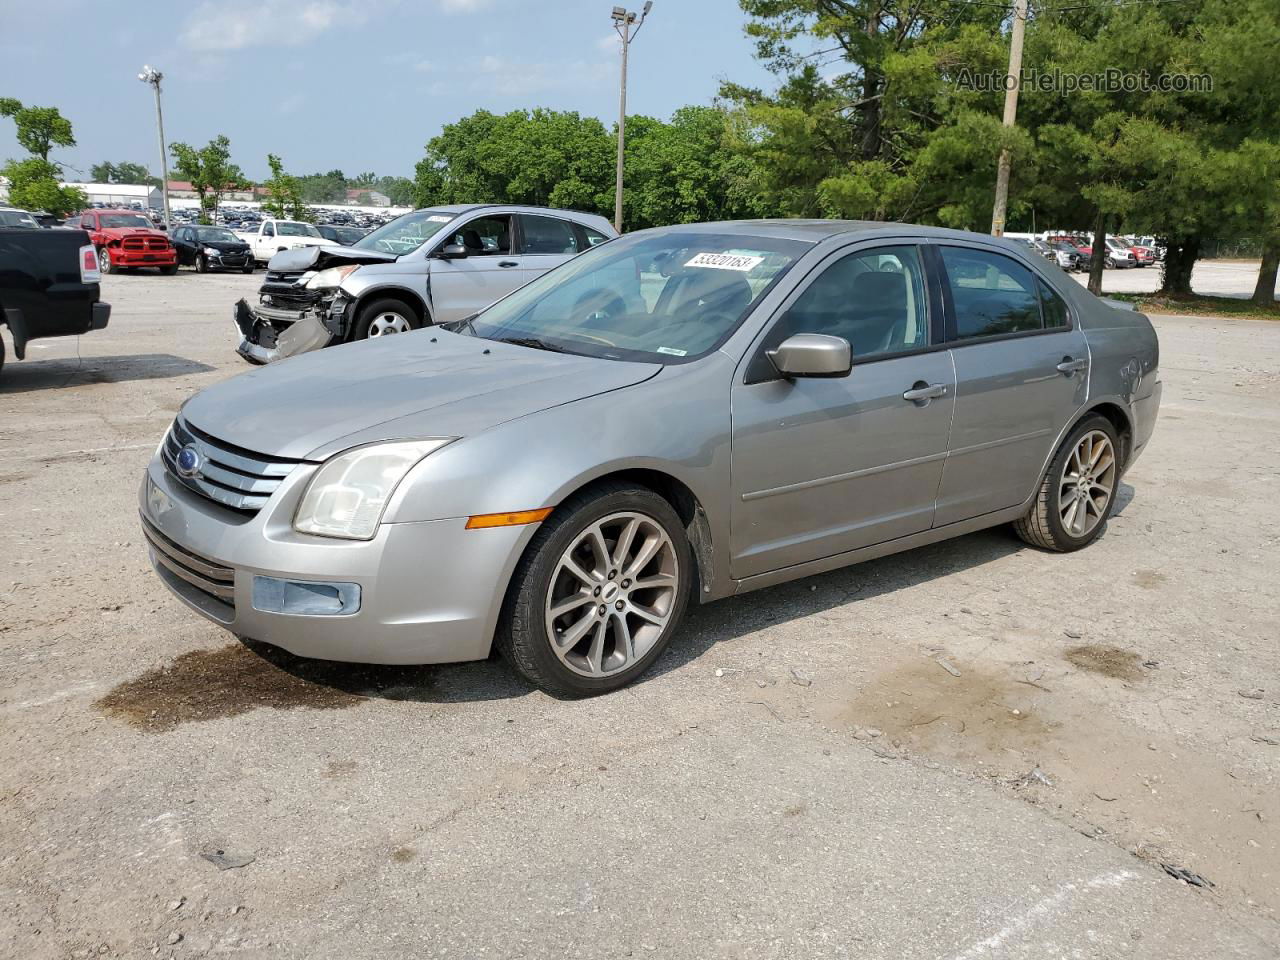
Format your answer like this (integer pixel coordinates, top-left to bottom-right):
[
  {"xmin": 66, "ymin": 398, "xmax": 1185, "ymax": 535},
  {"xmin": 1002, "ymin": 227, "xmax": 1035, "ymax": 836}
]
[{"xmin": 1017, "ymin": 233, "xmax": 1163, "ymax": 272}]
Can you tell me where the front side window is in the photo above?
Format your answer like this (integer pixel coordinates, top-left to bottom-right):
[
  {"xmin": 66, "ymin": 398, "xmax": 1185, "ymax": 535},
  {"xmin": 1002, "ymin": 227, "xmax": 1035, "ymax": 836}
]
[
  {"xmin": 453, "ymin": 231, "xmax": 807, "ymax": 363},
  {"xmin": 449, "ymin": 215, "xmax": 512, "ymax": 256},
  {"xmin": 762, "ymin": 245, "xmax": 930, "ymax": 365},
  {"xmin": 941, "ymin": 246, "xmax": 1042, "ymax": 340},
  {"xmin": 263, "ymin": 223, "xmax": 275, "ymax": 237},
  {"xmin": 519, "ymin": 214, "xmax": 578, "ymax": 255}
]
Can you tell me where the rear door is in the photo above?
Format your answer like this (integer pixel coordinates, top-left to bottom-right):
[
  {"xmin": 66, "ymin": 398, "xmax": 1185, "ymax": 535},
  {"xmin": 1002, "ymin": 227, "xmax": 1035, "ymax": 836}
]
[
  {"xmin": 426, "ymin": 213, "xmax": 521, "ymax": 323},
  {"xmin": 516, "ymin": 214, "xmax": 584, "ymax": 283},
  {"xmin": 931, "ymin": 244, "xmax": 1088, "ymax": 526}
]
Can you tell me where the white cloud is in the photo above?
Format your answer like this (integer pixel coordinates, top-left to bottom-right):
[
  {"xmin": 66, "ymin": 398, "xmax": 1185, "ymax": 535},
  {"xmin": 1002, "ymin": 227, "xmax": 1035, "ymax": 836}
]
[
  {"xmin": 181, "ymin": 0, "xmax": 380, "ymax": 51},
  {"xmin": 436, "ymin": 0, "xmax": 493, "ymax": 11},
  {"xmin": 596, "ymin": 33, "xmax": 621, "ymax": 54},
  {"xmin": 461, "ymin": 55, "xmax": 614, "ymax": 95}
]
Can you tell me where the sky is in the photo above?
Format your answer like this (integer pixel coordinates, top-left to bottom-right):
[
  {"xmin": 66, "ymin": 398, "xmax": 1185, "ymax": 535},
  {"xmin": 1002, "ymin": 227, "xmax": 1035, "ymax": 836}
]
[{"xmin": 0, "ymin": 0, "xmax": 779, "ymax": 183}]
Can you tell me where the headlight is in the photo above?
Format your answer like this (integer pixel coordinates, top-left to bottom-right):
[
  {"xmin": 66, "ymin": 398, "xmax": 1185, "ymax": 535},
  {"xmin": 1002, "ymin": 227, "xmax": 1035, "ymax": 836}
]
[
  {"xmin": 306, "ymin": 265, "xmax": 360, "ymax": 290},
  {"xmin": 293, "ymin": 439, "xmax": 455, "ymax": 540},
  {"xmin": 203, "ymin": 246, "xmax": 220, "ymax": 256}
]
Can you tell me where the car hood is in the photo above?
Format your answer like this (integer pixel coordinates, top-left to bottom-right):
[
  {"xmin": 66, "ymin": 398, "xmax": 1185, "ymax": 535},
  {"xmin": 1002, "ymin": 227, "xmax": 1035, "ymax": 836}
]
[
  {"xmin": 100, "ymin": 226, "xmax": 167, "ymax": 240},
  {"xmin": 267, "ymin": 244, "xmax": 397, "ymax": 272},
  {"xmin": 201, "ymin": 240, "xmax": 250, "ymax": 251},
  {"xmin": 181, "ymin": 329, "xmax": 661, "ymax": 461}
]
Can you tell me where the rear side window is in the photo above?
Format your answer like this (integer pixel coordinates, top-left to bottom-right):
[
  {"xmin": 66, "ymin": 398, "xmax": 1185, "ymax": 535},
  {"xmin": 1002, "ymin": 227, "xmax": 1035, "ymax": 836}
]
[
  {"xmin": 1038, "ymin": 279, "xmax": 1069, "ymax": 329},
  {"xmin": 519, "ymin": 215, "xmax": 579, "ymax": 255},
  {"xmin": 941, "ymin": 247, "xmax": 1041, "ymax": 340},
  {"xmin": 582, "ymin": 225, "xmax": 611, "ymax": 247}
]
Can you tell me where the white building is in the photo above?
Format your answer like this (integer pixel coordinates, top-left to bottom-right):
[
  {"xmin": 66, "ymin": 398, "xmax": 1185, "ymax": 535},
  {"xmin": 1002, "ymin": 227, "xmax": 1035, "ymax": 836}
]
[{"xmin": 61, "ymin": 182, "xmax": 162, "ymax": 209}]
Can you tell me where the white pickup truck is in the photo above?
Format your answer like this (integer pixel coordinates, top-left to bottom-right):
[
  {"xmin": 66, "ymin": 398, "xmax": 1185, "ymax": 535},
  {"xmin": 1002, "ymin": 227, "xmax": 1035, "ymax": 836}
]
[{"xmin": 234, "ymin": 219, "xmax": 336, "ymax": 266}]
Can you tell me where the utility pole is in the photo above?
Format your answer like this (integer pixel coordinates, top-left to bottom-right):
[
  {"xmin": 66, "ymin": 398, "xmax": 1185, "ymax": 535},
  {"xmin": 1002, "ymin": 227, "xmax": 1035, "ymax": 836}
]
[
  {"xmin": 138, "ymin": 65, "xmax": 172, "ymax": 231},
  {"xmin": 611, "ymin": 2, "xmax": 652, "ymax": 233},
  {"xmin": 989, "ymin": 0, "xmax": 1027, "ymax": 237}
]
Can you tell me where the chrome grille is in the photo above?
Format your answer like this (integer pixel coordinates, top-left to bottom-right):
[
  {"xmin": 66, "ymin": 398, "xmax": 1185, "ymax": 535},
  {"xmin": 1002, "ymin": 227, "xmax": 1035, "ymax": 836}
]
[
  {"xmin": 141, "ymin": 516, "xmax": 236, "ymax": 614},
  {"xmin": 161, "ymin": 417, "xmax": 300, "ymax": 515}
]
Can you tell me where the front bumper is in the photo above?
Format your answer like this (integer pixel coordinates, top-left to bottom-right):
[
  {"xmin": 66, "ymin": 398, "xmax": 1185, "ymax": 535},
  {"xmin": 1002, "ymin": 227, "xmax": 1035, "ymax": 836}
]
[
  {"xmin": 139, "ymin": 454, "xmax": 532, "ymax": 664},
  {"xmin": 111, "ymin": 249, "xmax": 176, "ymax": 266},
  {"xmin": 233, "ymin": 298, "xmax": 338, "ymax": 364},
  {"xmin": 208, "ymin": 251, "xmax": 251, "ymax": 269}
]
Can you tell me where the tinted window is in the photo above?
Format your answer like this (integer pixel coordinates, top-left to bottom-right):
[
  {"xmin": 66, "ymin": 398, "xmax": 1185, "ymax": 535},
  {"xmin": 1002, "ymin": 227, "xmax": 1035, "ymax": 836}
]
[
  {"xmin": 941, "ymin": 247, "xmax": 1041, "ymax": 339},
  {"xmin": 767, "ymin": 245, "xmax": 929, "ymax": 361},
  {"xmin": 263, "ymin": 223, "xmax": 274, "ymax": 236},
  {"xmin": 519, "ymin": 215, "xmax": 579, "ymax": 255},
  {"xmin": 583, "ymin": 226, "xmax": 611, "ymax": 247},
  {"xmin": 1039, "ymin": 279, "xmax": 1069, "ymax": 329}
]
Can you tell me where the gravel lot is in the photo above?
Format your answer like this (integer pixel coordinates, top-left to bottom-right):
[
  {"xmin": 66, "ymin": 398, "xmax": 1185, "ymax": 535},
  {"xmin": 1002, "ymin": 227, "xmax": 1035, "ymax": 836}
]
[{"xmin": 2, "ymin": 266, "xmax": 1278, "ymax": 959}]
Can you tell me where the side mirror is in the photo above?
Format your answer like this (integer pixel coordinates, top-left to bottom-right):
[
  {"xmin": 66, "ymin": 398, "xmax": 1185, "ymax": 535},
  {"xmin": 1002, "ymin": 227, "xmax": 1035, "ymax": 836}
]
[
  {"xmin": 767, "ymin": 333, "xmax": 852, "ymax": 379},
  {"xmin": 437, "ymin": 243, "xmax": 469, "ymax": 260}
]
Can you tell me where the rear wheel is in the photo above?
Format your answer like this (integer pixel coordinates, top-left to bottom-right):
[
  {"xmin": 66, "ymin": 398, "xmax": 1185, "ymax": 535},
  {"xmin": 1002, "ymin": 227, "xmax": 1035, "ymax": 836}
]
[
  {"xmin": 498, "ymin": 483, "xmax": 692, "ymax": 698},
  {"xmin": 1014, "ymin": 415, "xmax": 1120, "ymax": 552},
  {"xmin": 353, "ymin": 298, "xmax": 420, "ymax": 341},
  {"xmin": 97, "ymin": 248, "xmax": 114, "ymax": 275}
]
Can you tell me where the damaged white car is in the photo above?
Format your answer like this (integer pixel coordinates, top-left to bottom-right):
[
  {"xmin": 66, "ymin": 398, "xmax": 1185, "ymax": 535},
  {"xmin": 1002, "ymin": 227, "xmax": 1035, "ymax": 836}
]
[{"xmin": 233, "ymin": 204, "xmax": 617, "ymax": 364}]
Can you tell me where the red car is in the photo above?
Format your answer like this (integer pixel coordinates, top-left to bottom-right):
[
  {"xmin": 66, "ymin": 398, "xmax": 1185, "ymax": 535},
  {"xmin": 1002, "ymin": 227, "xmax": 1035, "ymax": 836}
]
[
  {"xmin": 67, "ymin": 209, "xmax": 177, "ymax": 275},
  {"xmin": 1130, "ymin": 245, "xmax": 1157, "ymax": 267}
]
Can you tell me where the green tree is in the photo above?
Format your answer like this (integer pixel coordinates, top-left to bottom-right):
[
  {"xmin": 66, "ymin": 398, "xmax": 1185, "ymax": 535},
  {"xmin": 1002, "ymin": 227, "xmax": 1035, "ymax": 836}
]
[
  {"xmin": 168, "ymin": 135, "xmax": 244, "ymax": 223},
  {"xmin": 0, "ymin": 98, "xmax": 76, "ymax": 162},
  {"xmin": 298, "ymin": 169, "xmax": 348, "ymax": 204},
  {"xmin": 262, "ymin": 154, "xmax": 309, "ymax": 221},
  {"xmin": 413, "ymin": 109, "xmax": 613, "ymax": 213},
  {"xmin": 90, "ymin": 160, "xmax": 158, "ymax": 186},
  {"xmin": 375, "ymin": 175, "xmax": 415, "ymax": 205},
  {"xmin": 0, "ymin": 157, "xmax": 86, "ymax": 217}
]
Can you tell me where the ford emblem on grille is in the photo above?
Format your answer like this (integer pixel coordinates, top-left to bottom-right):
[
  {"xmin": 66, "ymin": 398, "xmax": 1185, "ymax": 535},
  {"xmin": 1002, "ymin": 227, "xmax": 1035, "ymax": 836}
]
[{"xmin": 175, "ymin": 444, "xmax": 202, "ymax": 478}]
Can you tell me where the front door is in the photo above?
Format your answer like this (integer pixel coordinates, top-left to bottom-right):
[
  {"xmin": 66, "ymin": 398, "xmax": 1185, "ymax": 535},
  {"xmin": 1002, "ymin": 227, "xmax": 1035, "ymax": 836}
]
[
  {"xmin": 931, "ymin": 244, "xmax": 1089, "ymax": 526},
  {"xmin": 426, "ymin": 214, "xmax": 523, "ymax": 323},
  {"xmin": 730, "ymin": 244, "xmax": 955, "ymax": 579}
]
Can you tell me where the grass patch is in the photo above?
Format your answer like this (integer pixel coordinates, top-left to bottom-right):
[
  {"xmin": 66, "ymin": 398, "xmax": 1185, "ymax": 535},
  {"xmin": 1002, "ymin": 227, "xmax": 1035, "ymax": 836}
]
[{"xmin": 1108, "ymin": 291, "xmax": 1280, "ymax": 320}]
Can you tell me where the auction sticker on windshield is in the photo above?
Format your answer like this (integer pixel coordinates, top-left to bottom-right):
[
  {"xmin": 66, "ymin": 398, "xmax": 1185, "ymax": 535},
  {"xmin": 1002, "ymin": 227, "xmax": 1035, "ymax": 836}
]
[
  {"xmin": 685, "ymin": 252, "xmax": 764, "ymax": 272},
  {"xmin": 427, "ymin": 215, "xmax": 453, "ymax": 222}
]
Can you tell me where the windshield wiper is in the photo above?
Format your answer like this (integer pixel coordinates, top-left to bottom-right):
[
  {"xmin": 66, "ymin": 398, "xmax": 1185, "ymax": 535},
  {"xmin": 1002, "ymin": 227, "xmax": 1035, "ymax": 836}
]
[{"xmin": 497, "ymin": 336, "xmax": 568, "ymax": 354}]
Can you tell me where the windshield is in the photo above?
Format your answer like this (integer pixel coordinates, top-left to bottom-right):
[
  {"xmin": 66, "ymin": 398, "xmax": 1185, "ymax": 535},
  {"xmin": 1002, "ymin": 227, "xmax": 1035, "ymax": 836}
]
[
  {"xmin": 455, "ymin": 231, "xmax": 807, "ymax": 363},
  {"xmin": 0, "ymin": 209, "xmax": 38, "ymax": 227},
  {"xmin": 195, "ymin": 227, "xmax": 238, "ymax": 243},
  {"xmin": 100, "ymin": 214, "xmax": 152, "ymax": 228},
  {"xmin": 355, "ymin": 209, "xmax": 456, "ymax": 256},
  {"xmin": 277, "ymin": 221, "xmax": 321, "ymax": 238}
]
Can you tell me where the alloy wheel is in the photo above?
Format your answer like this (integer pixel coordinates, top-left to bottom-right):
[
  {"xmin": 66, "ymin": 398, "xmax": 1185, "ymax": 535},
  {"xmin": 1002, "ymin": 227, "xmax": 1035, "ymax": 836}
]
[
  {"xmin": 98, "ymin": 248, "xmax": 110, "ymax": 273},
  {"xmin": 1058, "ymin": 430, "xmax": 1116, "ymax": 537},
  {"xmin": 367, "ymin": 312, "xmax": 410, "ymax": 337},
  {"xmin": 544, "ymin": 511, "xmax": 680, "ymax": 678}
]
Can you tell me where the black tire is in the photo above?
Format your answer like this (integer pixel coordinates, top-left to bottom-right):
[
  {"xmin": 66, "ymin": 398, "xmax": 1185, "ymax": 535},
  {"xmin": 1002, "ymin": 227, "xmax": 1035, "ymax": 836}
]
[
  {"xmin": 97, "ymin": 248, "xmax": 114, "ymax": 275},
  {"xmin": 497, "ymin": 482, "xmax": 694, "ymax": 698},
  {"xmin": 160, "ymin": 263, "xmax": 178, "ymax": 276},
  {"xmin": 351, "ymin": 297, "xmax": 421, "ymax": 342},
  {"xmin": 0, "ymin": 331, "xmax": 6, "ymax": 381},
  {"xmin": 196, "ymin": 254, "xmax": 208, "ymax": 274},
  {"xmin": 1014, "ymin": 414, "xmax": 1121, "ymax": 552},
  {"xmin": 242, "ymin": 263, "xmax": 255, "ymax": 274}
]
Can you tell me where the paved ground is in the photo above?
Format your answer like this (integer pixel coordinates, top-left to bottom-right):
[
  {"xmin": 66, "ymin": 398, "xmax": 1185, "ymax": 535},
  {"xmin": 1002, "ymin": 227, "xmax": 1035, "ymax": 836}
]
[
  {"xmin": 1069, "ymin": 258, "xmax": 1278, "ymax": 299},
  {"xmin": 1, "ymin": 267, "xmax": 1278, "ymax": 959}
]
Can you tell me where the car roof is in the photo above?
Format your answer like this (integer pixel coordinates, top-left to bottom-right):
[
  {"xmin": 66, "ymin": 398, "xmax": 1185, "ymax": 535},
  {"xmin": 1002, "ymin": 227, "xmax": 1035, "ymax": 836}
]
[{"xmin": 628, "ymin": 219, "xmax": 1051, "ymax": 253}]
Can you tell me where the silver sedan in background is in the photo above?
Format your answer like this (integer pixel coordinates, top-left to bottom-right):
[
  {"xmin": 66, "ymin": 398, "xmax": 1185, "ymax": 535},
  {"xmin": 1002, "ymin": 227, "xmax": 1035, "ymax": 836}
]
[{"xmin": 140, "ymin": 220, "xmax": 1161, "ymax": 697}]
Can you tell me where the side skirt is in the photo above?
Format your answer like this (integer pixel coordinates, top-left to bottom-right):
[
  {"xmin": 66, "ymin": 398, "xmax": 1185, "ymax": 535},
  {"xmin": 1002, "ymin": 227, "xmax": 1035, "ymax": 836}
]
[{"xmin": 730, "ymin": 500, "xmax": 1032, "ymax": 597}]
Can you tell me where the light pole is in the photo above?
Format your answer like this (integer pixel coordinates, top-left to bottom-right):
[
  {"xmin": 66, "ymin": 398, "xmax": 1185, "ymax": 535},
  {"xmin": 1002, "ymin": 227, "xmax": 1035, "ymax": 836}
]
[
  {"xmin": 138, "ymin": 65, "xmax": 172, "ymax": 230},
  {"xmin": 611, "ymin": 2, "xmax": 652, "ymax": 233},
  {"xmin": 989, "ymin": 0, "xmax": 1027, "ymax": 237}
]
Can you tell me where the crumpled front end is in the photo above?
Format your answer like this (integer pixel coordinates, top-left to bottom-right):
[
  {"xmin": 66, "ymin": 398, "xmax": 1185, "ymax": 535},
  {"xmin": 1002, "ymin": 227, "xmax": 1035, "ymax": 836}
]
[{"xmin": 234, "ymin": 264, "xmax": 352, "ymax": 364}]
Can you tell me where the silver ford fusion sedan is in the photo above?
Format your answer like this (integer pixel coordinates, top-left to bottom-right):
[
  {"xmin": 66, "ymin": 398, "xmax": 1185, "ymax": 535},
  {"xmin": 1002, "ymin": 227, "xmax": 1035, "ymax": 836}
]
[{"xmin": 140, "ymin": 220, "xmax": 1161, "ymax": 697}]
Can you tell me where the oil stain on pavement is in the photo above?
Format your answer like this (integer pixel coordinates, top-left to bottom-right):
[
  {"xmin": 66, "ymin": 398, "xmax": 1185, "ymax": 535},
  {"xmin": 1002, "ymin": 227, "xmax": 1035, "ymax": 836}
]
[
  {"xmin": 95, "ymin": 640, "xmax": 435, "ymax": 732},
  {"xmin": 1064, "ymin": 643, "xmax": 1145, "ymax": 681}
]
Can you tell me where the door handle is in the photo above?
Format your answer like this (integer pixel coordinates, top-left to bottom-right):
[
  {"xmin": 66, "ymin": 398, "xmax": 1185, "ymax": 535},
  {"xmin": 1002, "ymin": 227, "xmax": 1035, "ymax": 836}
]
[
  {"xmin": 1056, "ymin": 357, "xmax": 1087, "ymax": 375},
  {"xmin": 498, "ymin": 260, "xmax": 520, "ymax": 268},
  {"xmin": 902, "ymin": 382, "xmax": 948, "ymax": 403}
]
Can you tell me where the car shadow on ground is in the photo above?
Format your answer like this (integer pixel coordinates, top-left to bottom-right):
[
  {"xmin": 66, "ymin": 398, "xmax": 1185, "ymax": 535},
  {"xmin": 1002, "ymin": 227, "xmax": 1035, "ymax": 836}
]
[
  {"xmin": 228, "ymin": 521, "xmax": 1054, "ymax": 708},
  {"xmin": 0, "ymin": 353, "xmax": 216, "ymax": 393}
]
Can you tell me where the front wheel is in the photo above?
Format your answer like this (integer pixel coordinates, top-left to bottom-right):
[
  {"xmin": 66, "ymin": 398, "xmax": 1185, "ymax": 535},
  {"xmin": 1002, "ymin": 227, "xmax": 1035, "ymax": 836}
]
[
  {"xmin": 498, "ymin": 483, "xmax": 692, "ymax": 698},
  {"xmin": 160, "ymin": 263, "xmax": 178, "ymax": 276},
  {"xmin": 352, "ymin": 298, "xmax": 421, "ymax": 341},
  {"xmin": 97, "ymin": 248, "xmax": 114, "ymax": 275},
  {"xmin": 1014, "ymin": 415, "xmax": 1121, "ymax": 552},
  {"xmin": 196, "ymin": 254, "xmax": 208, "ymax": 274}
]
